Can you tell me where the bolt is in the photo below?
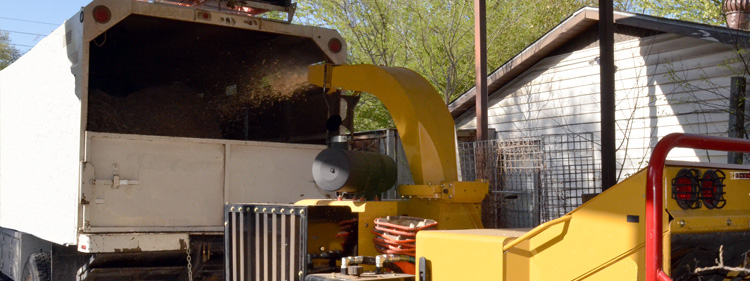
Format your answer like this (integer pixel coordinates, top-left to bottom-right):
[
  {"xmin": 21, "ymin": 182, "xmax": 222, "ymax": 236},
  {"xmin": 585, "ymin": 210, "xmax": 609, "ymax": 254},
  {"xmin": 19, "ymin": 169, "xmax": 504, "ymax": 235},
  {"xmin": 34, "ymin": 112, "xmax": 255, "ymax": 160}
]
[
  {"xmin": 298, "ymin": 271, "xmax": 303, "ymax": 276},
  {"xmin": 365, "ymin": 223, "xmax": 369, "ymax": 227},
  {"xmin": 272, "ymin": 208, "xmax": 276, "ymax": 213},
  {"xmin": 254, "ymin": 207, "xmax": 259, "ymax": 212},
  {"xmin": 263, "ymin": 208, "xmax": 267, "ymax": 212},
  {"xmin": 281, "ymin": 208, "xmax": 286, "ymax": 213},
  {"xmin": 230, "ymin": 207, "xmax": 235, "ymax": 212},
  {"xmin": 238, "ymin": 207, "xmax": 243, "ymax": 212},
  {"xmin": 300, "ymin": 209, "xmax": 305, "ymax": 215},
  {"xmin": 727, "ymin": 218, "xmax": 733, "ymax": 226},
  {"xmin": 678, "ymin": 220, "xmax": 686, "ymax": 227},
  {"xmin": 320, "ymin": 246, "xmax": 325, "ymax": 252},
  {"xmin": 291, "ymin": 209, "xmax": 295, "ymax": 214}
]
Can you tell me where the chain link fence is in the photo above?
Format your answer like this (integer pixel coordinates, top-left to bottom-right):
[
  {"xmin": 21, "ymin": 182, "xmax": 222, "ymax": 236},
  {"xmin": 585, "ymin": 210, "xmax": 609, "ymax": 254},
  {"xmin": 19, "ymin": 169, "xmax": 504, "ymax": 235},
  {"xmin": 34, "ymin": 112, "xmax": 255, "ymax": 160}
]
[{"xmin": 458, "ymin": 133, "xmax": 598, "ymax": 228}]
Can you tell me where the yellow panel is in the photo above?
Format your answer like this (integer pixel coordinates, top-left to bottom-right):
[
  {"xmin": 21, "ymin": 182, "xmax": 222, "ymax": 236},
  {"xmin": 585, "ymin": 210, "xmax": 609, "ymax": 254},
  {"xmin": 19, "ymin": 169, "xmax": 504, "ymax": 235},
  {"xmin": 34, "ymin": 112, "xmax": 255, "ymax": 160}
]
[
  {"xmin": 584, "ymin": 256, "xmax": 638, "ymax": 281},
  {"xmin": 663, "ymin": 165, "xmax": 750, "ymax": 234},
  {"xmin": 293, "ymin": 199, "xmax": 403, "ymax": 259},
  {"xmin": 398, "ymin": 181, "xmax": 489, "ymax": 203},
  {"xmin": 417, "ymin": 170, "xmax": 661, "ymax": 281},
  {"xmin": 416, "ymin": 229, "xmax": 512, "ymax": 281},
  {"xmin": 503, "ymin": 170, "xmax": 652, "ymax": 281},
  {"xmin": 405, "ymin": 199, "xmax": 483, "ymax": 230},
  {"xmin": 307, "ymin": 221, "xmax": 345, "ymax": 253}
]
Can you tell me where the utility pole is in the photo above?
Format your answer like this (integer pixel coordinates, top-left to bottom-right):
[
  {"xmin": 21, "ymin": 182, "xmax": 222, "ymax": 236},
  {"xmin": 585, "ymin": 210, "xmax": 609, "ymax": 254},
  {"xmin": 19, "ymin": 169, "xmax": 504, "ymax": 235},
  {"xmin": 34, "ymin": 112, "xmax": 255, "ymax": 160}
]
[
  {"xmin": 474, "ymin": 0, "xmax": 488, "ymax": 141},
  {"xmin": 600, "ymin": 0, "xmax": 616, "ymax": 190}
]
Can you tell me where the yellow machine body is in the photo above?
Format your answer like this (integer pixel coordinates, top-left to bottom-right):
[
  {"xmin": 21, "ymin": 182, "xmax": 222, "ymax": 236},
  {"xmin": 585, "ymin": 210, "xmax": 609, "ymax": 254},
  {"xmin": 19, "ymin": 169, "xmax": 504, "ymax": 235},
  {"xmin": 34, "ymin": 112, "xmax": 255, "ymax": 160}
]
[
  {"xmin": 295, "ymin": 198, "xmax": 486, "ymax": 262},
  {"xmin": 306, "ymin": 63, "xmax": 488, "ymax": 235},
  {"xmin": 300, "ymin": 63, "xmax": 750, "ymax": 280},
  {"xmin": 416, "ymin": 162, "xmax": 750, "ymax": 280}
]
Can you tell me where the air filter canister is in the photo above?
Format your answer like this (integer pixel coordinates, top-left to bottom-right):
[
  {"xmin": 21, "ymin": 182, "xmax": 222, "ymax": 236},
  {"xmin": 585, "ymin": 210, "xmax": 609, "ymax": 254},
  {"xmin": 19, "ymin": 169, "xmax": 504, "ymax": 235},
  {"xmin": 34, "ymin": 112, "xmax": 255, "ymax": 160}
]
[{"xmin": 312, "ymin": 148, "xmax": 397, "ymax": 197}]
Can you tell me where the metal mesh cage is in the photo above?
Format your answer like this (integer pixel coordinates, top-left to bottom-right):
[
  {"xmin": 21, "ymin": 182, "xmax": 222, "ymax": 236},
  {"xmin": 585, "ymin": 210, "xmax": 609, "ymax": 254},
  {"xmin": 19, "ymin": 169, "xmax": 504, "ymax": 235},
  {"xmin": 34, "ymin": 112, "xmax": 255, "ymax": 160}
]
[{"xmin": 458, "ymin": 133, "xmax": 598, "ymax": 228}]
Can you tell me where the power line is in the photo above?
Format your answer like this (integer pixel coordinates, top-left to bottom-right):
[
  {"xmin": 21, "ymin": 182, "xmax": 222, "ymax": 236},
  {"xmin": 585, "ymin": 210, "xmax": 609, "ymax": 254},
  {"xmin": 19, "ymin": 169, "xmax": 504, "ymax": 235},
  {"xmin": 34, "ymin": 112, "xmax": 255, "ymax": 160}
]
[
  {"xmin": 0, "ymin": 17, "xmax": 58, "ymax": 26},
  {"xmin": 10, "ymin": 43, "xmax": 35, "ymax": 48},
  {"xmin": 0, "ymin": 29, "xmax": 48, "ymax": 37}
]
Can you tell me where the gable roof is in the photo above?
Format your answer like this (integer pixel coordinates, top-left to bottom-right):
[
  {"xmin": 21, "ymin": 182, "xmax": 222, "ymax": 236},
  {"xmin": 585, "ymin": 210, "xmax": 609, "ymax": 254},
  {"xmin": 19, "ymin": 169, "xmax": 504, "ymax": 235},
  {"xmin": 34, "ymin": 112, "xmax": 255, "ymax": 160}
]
[{"xmin": 449, "ymin": 6, "xmax": 750, "ymax": 119}]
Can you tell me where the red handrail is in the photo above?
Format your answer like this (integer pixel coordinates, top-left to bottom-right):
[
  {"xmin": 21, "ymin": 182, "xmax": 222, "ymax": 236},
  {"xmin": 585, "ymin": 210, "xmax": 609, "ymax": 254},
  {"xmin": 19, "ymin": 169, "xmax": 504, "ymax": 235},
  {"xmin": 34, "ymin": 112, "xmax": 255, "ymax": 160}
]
[{"xmin": 646, "ymin": 133, "xmax": 750, "ymax": 281}]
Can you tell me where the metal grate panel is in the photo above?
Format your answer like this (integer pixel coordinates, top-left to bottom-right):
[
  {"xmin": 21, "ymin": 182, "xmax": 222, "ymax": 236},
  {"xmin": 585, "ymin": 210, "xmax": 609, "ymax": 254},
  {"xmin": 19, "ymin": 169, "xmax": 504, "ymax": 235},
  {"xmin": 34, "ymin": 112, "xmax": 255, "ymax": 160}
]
[
  {"xmin": 458, "ymin": 133, "xmax": 598, "ymax": 228},
  {"xmin": 225, "ymin": 204, "xmax": 307, "ymax": 281},
  {"xmin": 541, "ymin": 133, "xmax": 599, "ymax": 222}
]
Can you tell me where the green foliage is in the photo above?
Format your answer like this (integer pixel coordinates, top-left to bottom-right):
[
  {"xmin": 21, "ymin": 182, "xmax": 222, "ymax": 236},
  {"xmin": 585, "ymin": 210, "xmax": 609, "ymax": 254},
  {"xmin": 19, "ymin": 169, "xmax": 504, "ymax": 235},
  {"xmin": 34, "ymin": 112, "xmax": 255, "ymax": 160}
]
[
  {"xmin": 629, "ymin": 0, "xmax": 724, "ymax": 25},
  {"xmin": 292, "ymin": 0, "xmax": 727, "ymax": 131},
  {"xmin": 295, "ymin": 0, "xmax": 592, "ymax": 131},
  {"xmin": 0, "ymin": 32, "xmax": 22, "ymax": 71},
  {"xmin": 352, "ymin": 93, "xmax": 395, "ymax": 131}
]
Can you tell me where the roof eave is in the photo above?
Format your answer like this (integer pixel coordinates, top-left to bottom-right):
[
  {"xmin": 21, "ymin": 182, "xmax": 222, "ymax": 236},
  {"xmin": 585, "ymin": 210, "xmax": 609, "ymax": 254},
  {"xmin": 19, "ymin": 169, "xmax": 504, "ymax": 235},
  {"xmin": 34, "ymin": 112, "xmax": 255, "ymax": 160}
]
[
  {"xmin": 449, "ymin": 7, "xmax": 600, "ymax": 118},
  {"xmin": 449, "ymin": 7, "xmax": 750, "ymax": 119}
]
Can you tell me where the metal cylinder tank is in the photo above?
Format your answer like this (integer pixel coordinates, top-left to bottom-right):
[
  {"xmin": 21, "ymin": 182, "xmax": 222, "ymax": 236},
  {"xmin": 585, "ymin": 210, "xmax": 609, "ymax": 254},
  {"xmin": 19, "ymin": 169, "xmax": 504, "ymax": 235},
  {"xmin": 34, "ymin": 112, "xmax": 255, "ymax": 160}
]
[{"xmin": 312, "ymin": 148, "xmax": 397, "ymax": 197}]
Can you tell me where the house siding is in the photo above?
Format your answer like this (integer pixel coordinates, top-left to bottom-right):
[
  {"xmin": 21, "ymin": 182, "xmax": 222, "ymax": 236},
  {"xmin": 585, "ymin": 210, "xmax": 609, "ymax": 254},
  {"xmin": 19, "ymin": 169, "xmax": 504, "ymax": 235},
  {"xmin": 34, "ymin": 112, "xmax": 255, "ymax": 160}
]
[{"xmin": 456, "ymin": 33, "xmax": 745, "ymax": 181}]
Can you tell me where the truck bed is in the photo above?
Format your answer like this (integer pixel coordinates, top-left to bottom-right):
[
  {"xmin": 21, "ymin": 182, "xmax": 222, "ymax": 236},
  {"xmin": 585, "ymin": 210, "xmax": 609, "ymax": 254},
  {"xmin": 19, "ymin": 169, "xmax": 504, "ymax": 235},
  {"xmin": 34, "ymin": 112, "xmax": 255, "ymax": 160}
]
[{"xmin": 0, "ymin": 0, "xmax": 345, "ymax": 246}]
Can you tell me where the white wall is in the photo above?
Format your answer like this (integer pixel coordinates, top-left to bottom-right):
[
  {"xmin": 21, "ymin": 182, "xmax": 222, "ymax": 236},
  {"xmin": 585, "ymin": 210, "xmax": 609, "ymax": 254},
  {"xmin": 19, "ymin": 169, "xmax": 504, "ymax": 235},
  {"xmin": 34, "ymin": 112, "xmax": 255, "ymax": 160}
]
[{"xmin": 457, "ymin": 33, "xmax": 744, "ymax": 181}]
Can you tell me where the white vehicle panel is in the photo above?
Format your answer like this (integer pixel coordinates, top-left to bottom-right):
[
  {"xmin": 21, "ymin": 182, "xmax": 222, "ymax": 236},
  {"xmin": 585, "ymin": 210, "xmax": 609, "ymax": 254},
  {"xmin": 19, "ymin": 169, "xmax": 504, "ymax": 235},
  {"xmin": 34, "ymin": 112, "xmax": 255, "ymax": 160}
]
[
  {"xmin": 82, "ymin": 133, "xmax": 328, "ymax": 232},
  {"xmin": 0, "ymin": 24, "xmax": 81, "ymax": 246}
]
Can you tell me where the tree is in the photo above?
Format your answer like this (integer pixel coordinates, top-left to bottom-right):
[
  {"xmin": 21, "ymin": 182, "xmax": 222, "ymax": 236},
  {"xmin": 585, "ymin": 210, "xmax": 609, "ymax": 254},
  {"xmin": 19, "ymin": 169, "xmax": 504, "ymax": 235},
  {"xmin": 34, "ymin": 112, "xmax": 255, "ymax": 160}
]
[
  {"xmin": 293, "ymin": 0, "xmax": 728, "ymax": 132},
  {"xmin": 0, "ymin": 32, "xmax": 22, "ymax": 70},
  {"xmin": 295, "ymin": 0, "xmax": 594, "ymax": 131},
  {"xmin": 296, "ymin": 0, "xmax": 405, "ymax": 131},
  {"xmin": 629, "ymin": 0, "xmax": 724, "ymax": 25}
]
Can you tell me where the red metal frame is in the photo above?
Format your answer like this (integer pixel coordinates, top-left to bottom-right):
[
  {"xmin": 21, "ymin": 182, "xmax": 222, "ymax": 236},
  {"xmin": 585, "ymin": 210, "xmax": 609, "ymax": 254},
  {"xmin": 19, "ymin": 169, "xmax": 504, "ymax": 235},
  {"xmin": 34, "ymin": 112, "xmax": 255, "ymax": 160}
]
[{"xmin": 646, "ymin": 133, "xmax": 750, "ymax": 281}]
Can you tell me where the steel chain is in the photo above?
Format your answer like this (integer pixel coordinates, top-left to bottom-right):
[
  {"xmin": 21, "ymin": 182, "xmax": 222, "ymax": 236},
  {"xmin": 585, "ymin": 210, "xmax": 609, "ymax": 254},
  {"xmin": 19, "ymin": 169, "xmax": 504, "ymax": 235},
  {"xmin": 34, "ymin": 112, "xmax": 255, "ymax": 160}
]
[{"xmin": 186, "ymin": 246, "xmax": 193, "ymax": 281}]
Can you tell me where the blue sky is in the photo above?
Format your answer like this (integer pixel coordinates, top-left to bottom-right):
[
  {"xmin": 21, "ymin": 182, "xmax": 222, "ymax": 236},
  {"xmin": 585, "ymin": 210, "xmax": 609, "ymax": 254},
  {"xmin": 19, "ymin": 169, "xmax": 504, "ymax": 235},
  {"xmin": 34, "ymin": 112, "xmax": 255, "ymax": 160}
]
[{"xmin": 0, "ymin": 0, "xmax": 92, "ymax": 53}]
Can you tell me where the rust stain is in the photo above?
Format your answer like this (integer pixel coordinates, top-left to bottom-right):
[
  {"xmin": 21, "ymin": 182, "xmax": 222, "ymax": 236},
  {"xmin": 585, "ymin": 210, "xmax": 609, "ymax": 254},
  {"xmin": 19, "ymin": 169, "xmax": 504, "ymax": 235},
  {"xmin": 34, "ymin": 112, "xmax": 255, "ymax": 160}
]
[{"xmin": 179, "ymin": 238, "xmax": 188, "ymax": 251}]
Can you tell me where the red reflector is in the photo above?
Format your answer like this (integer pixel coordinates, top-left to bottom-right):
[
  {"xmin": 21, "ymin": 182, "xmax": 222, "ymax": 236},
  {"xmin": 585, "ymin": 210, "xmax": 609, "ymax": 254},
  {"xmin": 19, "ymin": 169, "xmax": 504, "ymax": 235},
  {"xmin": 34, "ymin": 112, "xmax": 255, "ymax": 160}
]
[
  {"xmin": 675, "ymin": 177, "xmax": 693, "ymax": 200},
  {"xmin": 93, "ymin": 5, "xmax": 111, "ymax": 24},
  {"xmin": 701, "ymin": 170, "xmax": 726, "ymax": 209},
  {"xmin": 328, "ymin": 38, "xmax": 342, "ymax": 54},
  {"xmin": 671, "ymin": 168, "xmax": 700, "ymax": 209}
]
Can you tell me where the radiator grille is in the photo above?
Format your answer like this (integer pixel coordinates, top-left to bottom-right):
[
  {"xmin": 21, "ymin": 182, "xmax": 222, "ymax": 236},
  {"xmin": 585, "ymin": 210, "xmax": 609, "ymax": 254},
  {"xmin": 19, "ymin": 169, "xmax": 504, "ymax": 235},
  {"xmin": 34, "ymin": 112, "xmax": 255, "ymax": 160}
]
[{"xmin": 225, "ymin": 204, "xmax": 307, "ymax": 281}]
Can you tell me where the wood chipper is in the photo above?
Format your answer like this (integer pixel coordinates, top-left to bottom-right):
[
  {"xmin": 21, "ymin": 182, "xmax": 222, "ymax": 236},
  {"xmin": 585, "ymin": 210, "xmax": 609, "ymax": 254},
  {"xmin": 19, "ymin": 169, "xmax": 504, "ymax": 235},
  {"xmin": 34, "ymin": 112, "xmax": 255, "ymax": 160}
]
[{"xmin": 224, "ymin": 63, "xmax": 750, "ymax": 281}]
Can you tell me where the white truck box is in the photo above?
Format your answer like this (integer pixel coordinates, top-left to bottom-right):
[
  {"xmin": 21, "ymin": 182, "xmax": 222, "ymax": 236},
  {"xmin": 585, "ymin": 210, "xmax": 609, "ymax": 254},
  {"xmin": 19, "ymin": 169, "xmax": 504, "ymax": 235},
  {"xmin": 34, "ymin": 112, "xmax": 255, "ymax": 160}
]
[{"xmin": 0, "ymin": 0, "xmax": 344, "ymax": 261}]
